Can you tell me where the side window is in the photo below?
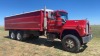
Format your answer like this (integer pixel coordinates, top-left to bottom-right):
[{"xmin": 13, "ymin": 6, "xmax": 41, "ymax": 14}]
[
  {"xmin": 48, "ymin": 12, "xmax": 56, "ymax": 20},
  {"xmin": 48, "ymin": 11, "xmax": 51, "ymax": 18},
  {"xmin": 50, "ymin": 13, "xmax": 56, "ymax": 20}
]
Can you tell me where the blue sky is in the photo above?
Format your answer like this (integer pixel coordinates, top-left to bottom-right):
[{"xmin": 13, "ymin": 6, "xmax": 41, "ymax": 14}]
[{"xmin": 0, "ymin": 0, "xmax": 100, "ymax": 26}]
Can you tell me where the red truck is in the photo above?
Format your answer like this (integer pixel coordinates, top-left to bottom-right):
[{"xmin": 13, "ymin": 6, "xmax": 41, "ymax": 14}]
[{"xmin": 4, "ymin": 7, "xmax": 92, "ymax": 52}]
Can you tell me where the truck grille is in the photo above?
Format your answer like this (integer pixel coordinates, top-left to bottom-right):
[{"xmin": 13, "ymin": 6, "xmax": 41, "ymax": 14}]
[{"xmin": 86, "ymin": 23, "xmax": 89, "ymax": 34}]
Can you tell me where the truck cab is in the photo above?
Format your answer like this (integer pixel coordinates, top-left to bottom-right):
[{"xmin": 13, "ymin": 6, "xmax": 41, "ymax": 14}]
[{"xmin": 46, "ymin": 10, "xmax": 92, "ymax": 52}]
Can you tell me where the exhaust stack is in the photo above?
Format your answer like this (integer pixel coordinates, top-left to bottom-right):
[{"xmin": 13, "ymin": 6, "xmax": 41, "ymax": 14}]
[{"xmin": 44, "ymin": 6, "xmax": 47, "ymax": 36}]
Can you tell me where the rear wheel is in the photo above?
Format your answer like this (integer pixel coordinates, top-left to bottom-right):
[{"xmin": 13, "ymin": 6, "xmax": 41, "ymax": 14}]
[
  {"xmin": 62, "ymin": 34, "xmax": 80, "ymax": 52},
  {"xmin": 10, "ymin": 31, "xmax": 16, "ymax": 40},
  {"xmin": 16, "ymin": 31, "xmax": 24, "ymax": 41}
]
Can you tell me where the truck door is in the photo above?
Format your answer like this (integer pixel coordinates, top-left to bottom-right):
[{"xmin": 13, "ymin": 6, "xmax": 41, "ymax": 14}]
[{"xmin": 47, "ymin": 12, "xmax": 62, "ymax": 32}]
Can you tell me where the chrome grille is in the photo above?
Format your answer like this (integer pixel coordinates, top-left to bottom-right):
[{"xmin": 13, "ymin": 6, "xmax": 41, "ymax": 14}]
[{"xmin": 86, "ymin": 23, "xmax": 89, "ymax": 34}]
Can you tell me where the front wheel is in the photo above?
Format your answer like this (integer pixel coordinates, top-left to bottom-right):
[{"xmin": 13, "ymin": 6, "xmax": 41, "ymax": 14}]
[{"xmin": 61, "ymin": 34, "xmax": 80, "ymax": 52}]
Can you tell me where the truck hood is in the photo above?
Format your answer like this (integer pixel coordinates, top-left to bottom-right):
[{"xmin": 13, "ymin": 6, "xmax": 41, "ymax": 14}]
[{"xmin": 63, "ymin": 20, "xmax": 88, "ymax": 28}]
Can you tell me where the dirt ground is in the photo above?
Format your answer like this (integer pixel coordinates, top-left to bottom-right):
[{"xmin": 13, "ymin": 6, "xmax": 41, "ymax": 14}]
[{"xmin": 0, "ymin": 27, "xmax": 100, "ymax": 56}]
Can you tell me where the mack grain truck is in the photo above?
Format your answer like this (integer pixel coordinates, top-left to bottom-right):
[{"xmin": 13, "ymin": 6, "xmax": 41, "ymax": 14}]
[{"xmin": 4, "ymin": 7, "xmax": 92, "ymax": 52}]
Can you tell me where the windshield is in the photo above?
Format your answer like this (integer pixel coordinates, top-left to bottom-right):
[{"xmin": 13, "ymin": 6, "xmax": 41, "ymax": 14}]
[{"xmin": 59, "ymin": 12, "xmax": 68, "ymax": 21}]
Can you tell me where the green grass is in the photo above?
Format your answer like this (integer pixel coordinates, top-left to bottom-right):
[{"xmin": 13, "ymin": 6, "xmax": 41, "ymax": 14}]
[
  {"xmin": 91, "ymin": 25, "xmax": 100, "ymax": 38},
  {"xmin": 0, "ymin": 26, "xmax": 4, "ymax": 31}
]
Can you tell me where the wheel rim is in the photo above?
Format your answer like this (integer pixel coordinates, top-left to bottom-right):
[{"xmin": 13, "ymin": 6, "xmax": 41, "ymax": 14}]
[
  {"xmin": 17, "ymin": 33, "xmax": 21, "ymax": 40},
  {"xmin": 65, "ymin": 39, "xmax": 75, "ymax": 48},
  {"xmin": 11, "ymin": 32, "xmax": 15, "ymax": 39}
]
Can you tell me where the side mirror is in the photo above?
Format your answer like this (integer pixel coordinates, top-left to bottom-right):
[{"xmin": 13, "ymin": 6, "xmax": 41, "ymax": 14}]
[
  {"xmin": 56, "ymin": 12, "xmax": 60, "ymax": 17},
  {"xmin": 56, "ymin": 13, "xmax": 62, "ymax": 26},
  {"xmin": 56, "ymin": 18, "xmax": 62, "ymax": 26}
]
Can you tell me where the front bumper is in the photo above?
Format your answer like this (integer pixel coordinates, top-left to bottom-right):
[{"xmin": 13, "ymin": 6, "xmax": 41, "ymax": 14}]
[{"xmin": 82, "ymin": 34, "xmax": 93, "ymax": 44}]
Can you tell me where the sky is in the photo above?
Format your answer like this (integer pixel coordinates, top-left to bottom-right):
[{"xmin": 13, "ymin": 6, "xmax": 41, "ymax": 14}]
[{"xmin": 0, "ymin": 0, "xmax": 100, "ymax": 26}]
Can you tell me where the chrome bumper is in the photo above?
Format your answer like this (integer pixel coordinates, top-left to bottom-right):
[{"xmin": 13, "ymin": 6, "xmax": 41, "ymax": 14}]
[{"xmin": 82, "ymin": 34, "xmax": 93, "ymax": 44}]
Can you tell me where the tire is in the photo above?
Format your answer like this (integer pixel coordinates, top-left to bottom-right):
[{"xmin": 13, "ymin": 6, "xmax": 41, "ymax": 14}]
[
  {"xmin": 16, "ymin": 31, "xmax": 24, "ymax": 41},
  {"xmin": 9, "ymin": 31, "xmax": 11, "ymax": 38},
  {"xmin": 10, "ymin": 31, "xmax": 16, "ymax": 40},
  {"xmin": 61, "ymin": 34, "xmax": 80, "ymax": 52}
]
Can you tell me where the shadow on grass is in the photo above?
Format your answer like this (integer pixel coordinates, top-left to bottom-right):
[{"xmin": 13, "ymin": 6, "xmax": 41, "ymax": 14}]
[{"xmin": 4, "ymin": 36, "xmax": 87, "ymax": 53}]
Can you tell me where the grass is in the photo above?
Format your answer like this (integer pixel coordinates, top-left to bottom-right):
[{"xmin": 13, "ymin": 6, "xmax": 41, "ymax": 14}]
[
  {"xmin": 0, "ymin": 25, "xmax": 100, "ymax": 56},
  {"xmin": 91, "ymin": 25, "xmax": 100, "ymax": 38},
  {"xmin": 0, "ymin": 26, "xmax": 4, "ymax": 31}
]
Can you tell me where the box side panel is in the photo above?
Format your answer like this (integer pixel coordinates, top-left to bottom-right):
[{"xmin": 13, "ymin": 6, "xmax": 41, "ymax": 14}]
[{"xmin": 5, "ymin": 11, "xmax": 43, "ymax": 31}]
